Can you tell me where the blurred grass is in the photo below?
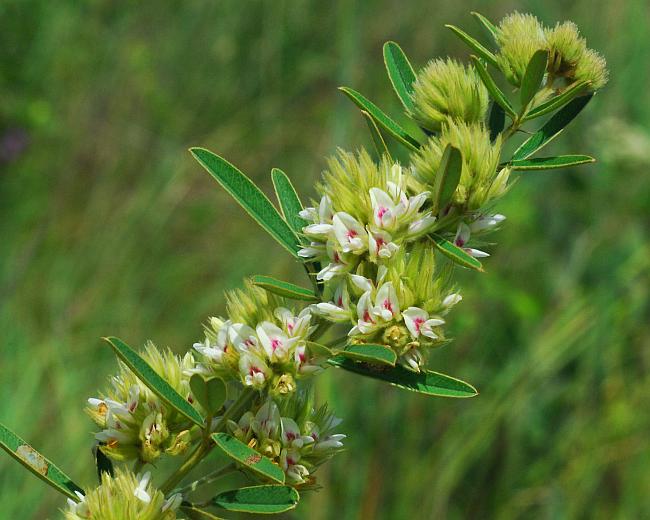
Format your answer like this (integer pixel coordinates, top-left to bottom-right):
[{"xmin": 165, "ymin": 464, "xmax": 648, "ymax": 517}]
[{"xmin": 1, "ymin": 0, "xmax": 649, "ymax": 518}]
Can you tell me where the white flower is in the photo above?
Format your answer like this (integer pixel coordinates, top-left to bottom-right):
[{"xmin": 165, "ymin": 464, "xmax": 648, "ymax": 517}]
[
  {"xmin": 470, "ymin": 213, "xmax": 506, "ymax": 233},
  {"xmin": 274, "ymin": 307, "xmax": 312, "ymax": 339},
  {"xmin": 252, "ymin": 400, "xmax": 280, "ymax": 439},
  {"xmin": 442, "ymin": 293, "xmax": 462, "ymax": 308},
  {"xmin": 313, "ymin": 433, "xmax": 346, "ymax": 452},
  {"xmin": 400, "ymin": 347, "xmax": 424, "ymax": 372},
  {"xmin": 66, "ymin": 491, "xmax": 88, "ymax": 518},
  {"xmin": 332, "ymin": 212, "xmax": 367, "ymax": 254},
  {"xmin": 280, "ymin": 418, "xmax": 314, "ymax": 449},
  {"xmin": 367, "ymin": 228, "xmax": 400, "ymax": 261},
  {"xmin": 402, "ymin": 307, "xmax": 445, "ymax": 340},
  {"xmin": 454, "ymin": 222, "xmax": 490, "ymax": 258},
  {"xmin": 256, "ymin": 322, "xmax": 299, "ymax": 363},
  {"xmin": 315, "ymin": 283, "xmax": 352, "ymax": 322},
  {"xmin": 239, "ymin": 353, "xmax": 271, "ymax": 389},
  {"xmin": 133, "ymin": 471, "xmax": 152, "ymax": 503},
  {"xmin": 349, "ymin": 281, "xmax": 401, "ymax": 336},
  {"xmin": 229, "ymin": 323, "xmax": 259, "ymax": 353}
]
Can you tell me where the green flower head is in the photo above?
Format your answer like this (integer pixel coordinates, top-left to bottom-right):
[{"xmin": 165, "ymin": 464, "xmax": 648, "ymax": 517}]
[
  {"xmin": 546, "ymin": 21, "xmax": 608, "ymax": 89},
  {"xmin": 409, "ymin": 58, "xmax": 488, "ymax": 132},
  {"xmin": 64, "ymin": 469, "xmax": 181, "ymax": 520},
  {"xmin": 496, "ymin": 12, "xmax": 547, "ymax": 86},
  {"xmin": 411, "ymin": 121, "xmax": 507, "ymax": 211}
]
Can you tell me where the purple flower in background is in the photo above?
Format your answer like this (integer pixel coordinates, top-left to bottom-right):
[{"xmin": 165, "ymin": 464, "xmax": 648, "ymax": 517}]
[{"xmin": 0, "ymin": 128, "xmax": 29, "ymax": 163}]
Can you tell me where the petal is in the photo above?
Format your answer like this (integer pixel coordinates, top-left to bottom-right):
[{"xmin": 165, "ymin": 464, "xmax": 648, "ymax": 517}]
[{"xmin": 402, "ymin": 307, "xmax": 428, "ymax": 337}]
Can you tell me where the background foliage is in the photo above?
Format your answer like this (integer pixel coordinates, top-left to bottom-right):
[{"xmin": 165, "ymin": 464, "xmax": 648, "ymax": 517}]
[{"xmin": 1, "ymin": 0, "xmax": 649, "ymax": 518}]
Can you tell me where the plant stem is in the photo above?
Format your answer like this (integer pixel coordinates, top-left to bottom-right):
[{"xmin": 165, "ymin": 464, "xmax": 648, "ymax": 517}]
[
  {"xmin": 160, "ymin": 387, "xmax": 256, "ymax": 494},
  {"xmin": 176, "ymin": 464, "xmax": 237, "ymax": 495},
  {"xmin": 132, "ymin": 459, "xmax": 145, "ymax": 474}
]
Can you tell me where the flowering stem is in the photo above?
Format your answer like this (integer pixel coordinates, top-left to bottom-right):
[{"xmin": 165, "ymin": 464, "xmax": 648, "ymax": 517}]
[{"xmin": 160, "ymin": 388, "xmax": 256, "ymax": 494}]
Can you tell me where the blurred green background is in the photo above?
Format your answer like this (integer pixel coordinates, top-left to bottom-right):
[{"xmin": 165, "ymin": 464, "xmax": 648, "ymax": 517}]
[{"xmin": 2, "ymin": 0, "xmax": 649, "ymax": 518}]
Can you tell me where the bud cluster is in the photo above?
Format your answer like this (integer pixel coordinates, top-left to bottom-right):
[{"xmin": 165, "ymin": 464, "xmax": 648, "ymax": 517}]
[
  {"xmin": 64, "ymin": 469, "xmax": 181, "ymax": 520},
  {"xmin": 86, "ymin": 344, "xmax": 196, "ymax": 463}
]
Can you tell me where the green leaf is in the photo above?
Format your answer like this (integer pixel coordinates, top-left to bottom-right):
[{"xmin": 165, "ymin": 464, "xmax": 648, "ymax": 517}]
[
  {"xmin": 383, "ymin": 41, "xmax": 417, "ymax": 111},
  {"xmin": 520, "ymin": 50, "xmax": 548, "ymax": 108},
  {"xmin": 212, "ymin": 485, "xmax": 299, "ymax": 514},
  {"xmin": 361, "ymin": 110, "xmax": 392, "ymax": 161},
  {"xmin": 524, "ymin": 80, "xmax": 589, "ymax": 121},
  {"xmin": 270, "ymin": 168, "xmax": 306, "ymax": 237},
  {"xmin": 471, "ymin": 56, "xmax": 516, "ymax": 118},
  {"xmin": 338, "ymin": 87, "xmax": 421, "ymax": 151},
  {"xmin": 328, "ymin": 358, "xmax": 478, "ymax": 398},
  {"xmin": 180, "ymin": 505, "xmax": 226, "ymax": 520},
  {"xmin": 445, "ymin": 24, "xmax": 498, "ymax": 68},
  {"xmin": 211, "ymin": 433, "xmax": 285, "ymax": 484},
  {"xmin": 104, "ymin": 337, "xmax": 204, "ymax": 427},
  {"xmin": 471, "ymin": 11, "xmax": 500, "ymax": 44},
  {"xmin": 0, "ymin": 422, "xmax": 84, "ymax": 501},
  {"xmin": 512, "ymin": 94, "xmax": 593, "ymax": 160},
  {"xmin": 251, "ymin": 275, "xmax": 318, "ymax": 302},
  {"xmin": 432, "ymin": 235, "xmax": 484, "ymax": 272},
  {"xmin": 190, "ymin": 148, "xmax": 300, "ymax": 257},
  {"xmin": 431, "ymin": 144, "xmax": 462, "ymax": 214},
  {"xmin": 339, "ymin": 343, "xmax": 397, "ymax": 366},
  {"xmin": 307, "ymin": 341, "xmax": 334, "ymax": 359},
  {"xmin": 510, "ymin": 155, "xmax": 595, "ymax": 171},
  {"xmin": 189, "ymin": 375, "xmax": 227, "ymax": 416},
  {"xmin": 488, "ymin": 101, "xmax": 506, "ymax": 141}
]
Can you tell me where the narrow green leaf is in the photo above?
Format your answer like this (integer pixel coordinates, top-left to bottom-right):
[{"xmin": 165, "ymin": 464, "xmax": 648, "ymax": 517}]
[
  {"xmin": 431, "ymin": 145, "xmax": 462, "ymax": 214},
  {"xmin": 510, "ymin": 155, "xmax": 595, "ymax": 171},
  {"xmin": 339, "ymin": 344, "xmax": 397, "ymax": 366},
  {"xmin": 212, "ymin": 485, "xmax": 299, "ymax": 514},
  {"xmin": 471, "ymin": 56, "xmax": 516, "ymax": 118},
  {"xmin": 270, "ymin": 168, "xmax": 306, "ymax": 237},
  {"xmin": 180, "ymin": 505, "xmax": 226, "ymax": 520},
  {"xmin": 383, "ymin": 41, "xmax": 417, "ymax": 111},
  {"xmin": 524, "ymin": 80, "xmax": 589, "ymax": 121},
  {"xmin": 512, "ymin": 94, "xmax": 593, "ymax": 160},
  {"xmin": 445, "ymin": 24, "xmax": 498, "ymax": 68},
  {"xmin": 520, "ymin": 50, "xmax": 548, "ymax": 108},
  {"xmin": 251, "ymin": 275, "xmax": 318, "ymax": 302},
  {"xmin": 1, "ymin": 422, "xmax": 84, "ymax": 501},
  {"xmin": 432, "ymin": 235, "xmax": 484, "ymax": 272},
  {"xmin": 104, "ymin": 337, "xmax": 204, "ymax": 427},
  {"xmin": 488, "ymin": 101, "xmax": 506, "ymax": 141},
  {"xmin": 361, "ymin": 110, "xmax": 392, "ymax": 161},
  {"xmin": 211, "ymin": 433, "xmax": 285, "ymax": 484},
  {"xmin": 189, "ymin": 375, "xmax": 227, "ymax": 416},
  {"xmin": 328, "ymin": 358, "xmax": 478, "ymax": 398},
  {"xmin": 190, "ymin": 148, "xmax": 300, "ymax": 257},
  {"xmin": 471, "ymin": 11, "xmax": 500, "ymax": 44},
  {"xmin": 338, "ymin": 87, "xmax": 421, "ymax": 151}
]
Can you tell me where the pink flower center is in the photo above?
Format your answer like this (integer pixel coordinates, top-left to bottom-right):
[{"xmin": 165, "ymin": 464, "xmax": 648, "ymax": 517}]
[
  {"xmin": 271, "ymin": 338, "xmax": 282, "ymax": 351},
  {"xmin": 414, "ymin": 317, "xmax": 425, "ymax": 333},
  {"xmin": 383, "ymin": 299, "xmax": 393, "ymax": 313},
  {"xmin": 377, "ymin": 207, "xmax": 389, "ymax": 220},
  {"xmin": 346, "ymin": 229, "xmax": 358, "ymax": 240}
]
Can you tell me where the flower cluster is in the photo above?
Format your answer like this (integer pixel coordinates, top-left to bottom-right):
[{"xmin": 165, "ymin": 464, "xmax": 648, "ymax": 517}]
[
  {"xmin": 495, "ymin": 12, "xmax": 608, "ymax": 89},
  {"xmin": 190, "ymin": 283, "xmax": 322, "ymax": 396},
  {"xmin": 299, "ymin": 151, "xmax": 436, "ymax": 281},
  {"xmin": 86, "ymin": 344, "xmax": 196, "ymax": 463},
  {"xmin": 228, "ymin": 394, "xmax": 345, "ymax": 485},
  {"xmin": 65, "ymin": 469, "xmax": 181, "ymax": 520}
]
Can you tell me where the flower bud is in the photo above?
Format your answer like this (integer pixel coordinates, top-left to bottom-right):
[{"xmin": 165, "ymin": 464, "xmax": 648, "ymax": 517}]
[
  {"xmin": 495, "ymin": 12, "xmax": 546, "ymax": 86},
  {"xmin": 409, "ymin": 58, "xmax": 488, "ymax": 132}
]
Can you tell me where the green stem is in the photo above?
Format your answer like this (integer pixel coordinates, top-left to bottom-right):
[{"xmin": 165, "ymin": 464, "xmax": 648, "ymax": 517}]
[
  {"xmin": 132, "ymin": 459, "xmax": 145, "ymax": 475},
  {"xmin": 160, "ymin": 388, "xmax": 256, "ymax": 494},
  {"xmin": 176, "ymin": 463, "xmax": 237, "ymax": 495}
]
